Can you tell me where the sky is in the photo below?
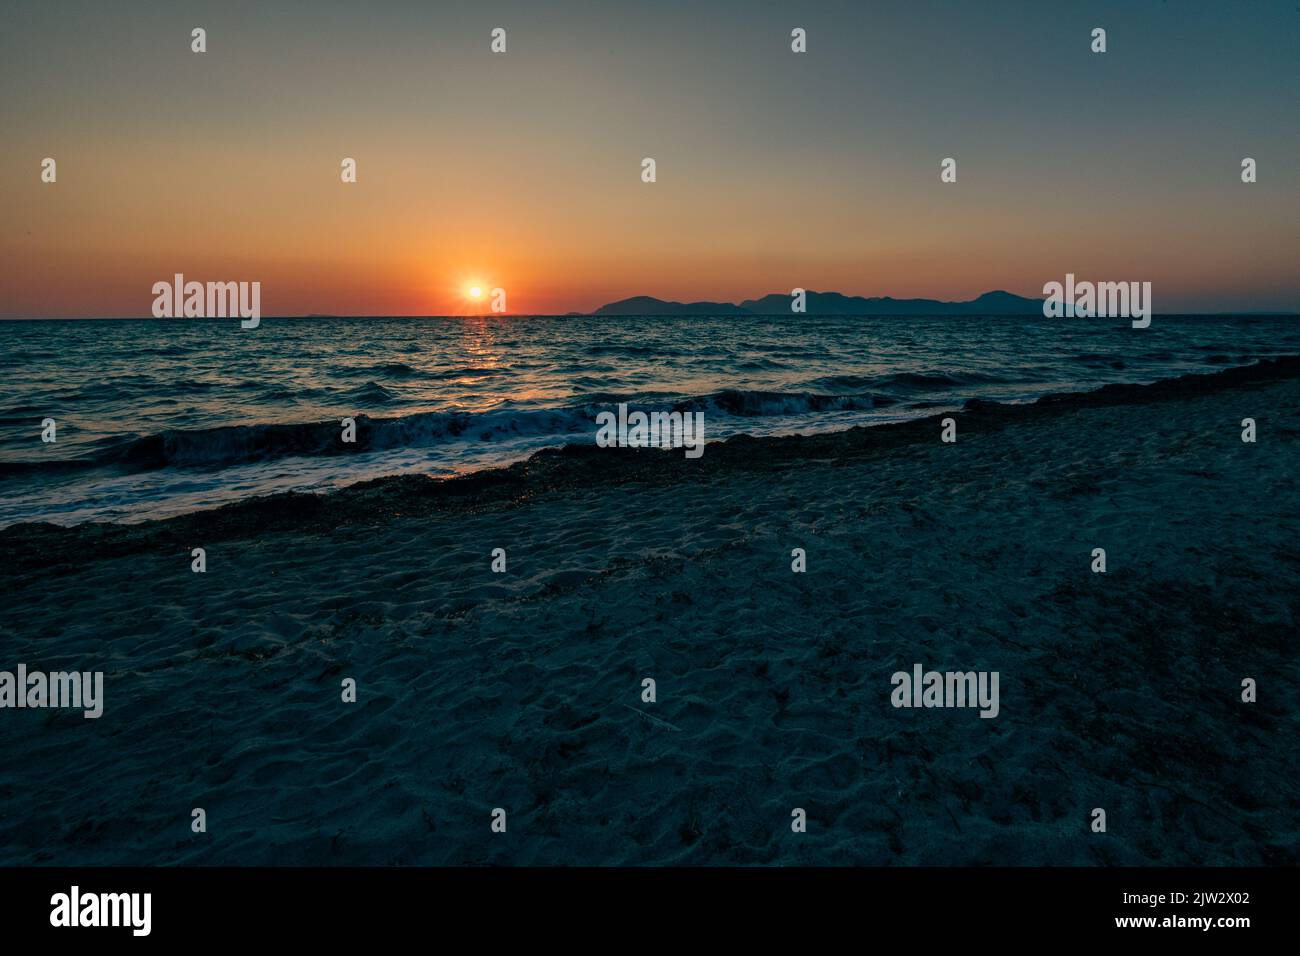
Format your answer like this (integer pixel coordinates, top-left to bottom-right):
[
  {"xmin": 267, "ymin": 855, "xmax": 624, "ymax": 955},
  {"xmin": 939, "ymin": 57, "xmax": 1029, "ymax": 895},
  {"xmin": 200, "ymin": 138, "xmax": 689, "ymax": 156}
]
[{"xmin": 1, "ymin": 0, "xmax": 1298, "ymax": 317}]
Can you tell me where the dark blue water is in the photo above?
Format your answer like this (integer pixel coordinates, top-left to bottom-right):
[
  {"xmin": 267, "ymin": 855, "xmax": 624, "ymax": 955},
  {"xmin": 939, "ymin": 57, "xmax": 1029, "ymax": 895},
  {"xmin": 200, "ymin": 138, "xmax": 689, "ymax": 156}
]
[{"xmin": 2, "ymin": 313, "xmax": 1296, "ymax": 526}]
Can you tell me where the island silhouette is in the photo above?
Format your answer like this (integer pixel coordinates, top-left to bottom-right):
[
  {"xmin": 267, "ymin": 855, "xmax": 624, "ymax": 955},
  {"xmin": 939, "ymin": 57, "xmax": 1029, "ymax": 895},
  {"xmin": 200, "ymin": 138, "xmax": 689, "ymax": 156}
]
[{"xmin": 592, "ymin": 290, "xmax": 1045, "ymax": 316}]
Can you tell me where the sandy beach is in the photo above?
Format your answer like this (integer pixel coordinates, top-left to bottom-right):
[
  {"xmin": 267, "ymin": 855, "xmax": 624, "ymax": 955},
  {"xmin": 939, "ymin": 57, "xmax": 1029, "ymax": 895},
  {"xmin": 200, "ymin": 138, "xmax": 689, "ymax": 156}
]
[{"xmin": 1, "ymin": 358, "xmax": 1297, "ymax": 866}]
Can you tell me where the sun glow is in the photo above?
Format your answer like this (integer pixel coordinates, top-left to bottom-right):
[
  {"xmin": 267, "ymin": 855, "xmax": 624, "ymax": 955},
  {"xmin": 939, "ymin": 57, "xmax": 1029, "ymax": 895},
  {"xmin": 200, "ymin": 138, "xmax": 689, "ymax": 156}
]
[{"xmin": 445, "ymin": 272, "xmax": 495, "ymax": 315}]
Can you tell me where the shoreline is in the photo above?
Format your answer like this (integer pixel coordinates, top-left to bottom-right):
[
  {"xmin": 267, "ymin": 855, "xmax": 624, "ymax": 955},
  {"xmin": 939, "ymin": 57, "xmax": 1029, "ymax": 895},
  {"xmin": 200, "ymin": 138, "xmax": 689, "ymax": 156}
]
[
  {"xmin": 3, "ymin": 355, "xmax": 1298, "ymax": 566},
  {"xmin": 6, "ymin": 315, "xmax": 1298, "ymax": 530}
]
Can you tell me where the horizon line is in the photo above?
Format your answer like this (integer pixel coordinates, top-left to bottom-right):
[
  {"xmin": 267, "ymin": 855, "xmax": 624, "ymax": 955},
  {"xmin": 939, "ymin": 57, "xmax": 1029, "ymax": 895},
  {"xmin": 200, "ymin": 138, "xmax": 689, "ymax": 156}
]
[{"xmin": 4, "ymin": 310, "xmax": 1299, "ymax": 321}]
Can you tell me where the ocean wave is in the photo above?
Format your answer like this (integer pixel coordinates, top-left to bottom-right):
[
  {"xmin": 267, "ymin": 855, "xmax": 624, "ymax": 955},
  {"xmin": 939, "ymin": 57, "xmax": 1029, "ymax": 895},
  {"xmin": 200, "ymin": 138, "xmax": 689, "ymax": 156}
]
[
  {"xmin": 340, "ymin": 381, "xmax": 399, "ymax": 404},
  {"xmin": 800, "ymin": 374, "xmax": 886, "ymax": 391},
  {"xmin": 336, "ymin": 362, "xmax": 422, "ymax": 378},
  {"xmin": 0, "ymin": 457, "xmax": 99, "ymax": 477},
  {"xmin": 3, "ymin": 357, "xmax": 1298, "ymax": 488},
  {"xmin": 872, "ymin": 370, "xmax": 1005, "ymax": 389},
  {"xmin": 59, "ymin": 407, "xmax": 597, "ymax": 471},
  {"xmin": 335, "ymin": 362, "xmax": 500, "ymax": 381},
  {"xmin": 669, "ymin": 389, "xmax": 895, "ymax": 417},
  {"xmin": 133, "ymin": 345, "xmax": 192, "ymax": 357},
  {"xmin": 0, "ymin": 387, "xmax": 900, "ymax": 475},
  {"xmin": 1071, "ymin": 352, "xmax": 1127, "ymax": 369},
  {"xmin": 573, "ymin": 387, "xmax": 903, "ymax": 417},
  {"xmin": 426, "ymin": 366, "xmax": 501, "ymax": 380},
  {"xmin": 60, "ymin": 378, "xmax": 219, "ymax": 402},
  {"xmin": 8, "ymin": 351, "xmax": 1286, "ymax": 479},
  {"xmin": 584, "ymin": 343, "xmax": 689, "ymax": 357}
]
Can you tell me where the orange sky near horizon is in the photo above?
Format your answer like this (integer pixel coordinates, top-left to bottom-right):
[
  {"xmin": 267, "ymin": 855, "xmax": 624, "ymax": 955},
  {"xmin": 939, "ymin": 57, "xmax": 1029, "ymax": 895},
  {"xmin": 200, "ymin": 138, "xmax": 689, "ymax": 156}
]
[
  {"xmin": 2, "ymin": 1, "xmax": 1297, "ymax": 317},
  {"xmin": 5, "ymin": 144, "xmax": 1295, "ymax": 317}
]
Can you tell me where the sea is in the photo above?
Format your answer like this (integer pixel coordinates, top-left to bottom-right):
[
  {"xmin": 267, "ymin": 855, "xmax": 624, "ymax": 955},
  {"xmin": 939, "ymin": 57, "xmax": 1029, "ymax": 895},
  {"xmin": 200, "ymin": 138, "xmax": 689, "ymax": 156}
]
[{"xmin": 2, "ymin": 313, "xmax": 1296, "ymax": 527}]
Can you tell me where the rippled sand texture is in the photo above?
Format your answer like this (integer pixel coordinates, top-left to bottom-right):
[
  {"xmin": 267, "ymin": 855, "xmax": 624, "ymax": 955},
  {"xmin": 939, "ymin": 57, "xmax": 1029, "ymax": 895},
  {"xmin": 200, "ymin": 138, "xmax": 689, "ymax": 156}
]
[{"xmin": 1, "ymin": 359, "xmax": 1297, "ymax": 865}]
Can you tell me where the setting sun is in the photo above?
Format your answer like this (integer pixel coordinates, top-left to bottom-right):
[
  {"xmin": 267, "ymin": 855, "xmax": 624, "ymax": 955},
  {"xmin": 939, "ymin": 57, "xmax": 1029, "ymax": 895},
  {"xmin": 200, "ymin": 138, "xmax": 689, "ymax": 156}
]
[{"xmin": 468, "ymin": 286, "xmax": 482, "ymax": 300}]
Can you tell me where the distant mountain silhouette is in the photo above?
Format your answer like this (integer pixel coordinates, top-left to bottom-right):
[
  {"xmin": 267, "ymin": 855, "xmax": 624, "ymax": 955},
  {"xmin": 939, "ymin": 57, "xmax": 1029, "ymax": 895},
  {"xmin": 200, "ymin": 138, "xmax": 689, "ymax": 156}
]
[
  {"xmin": 592, "ymin": 290, "xmax": 1044, "ymax": 316},
  {"xmin": 593, "ymin": 295, "xmax": 751, "ymax": 316}
]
